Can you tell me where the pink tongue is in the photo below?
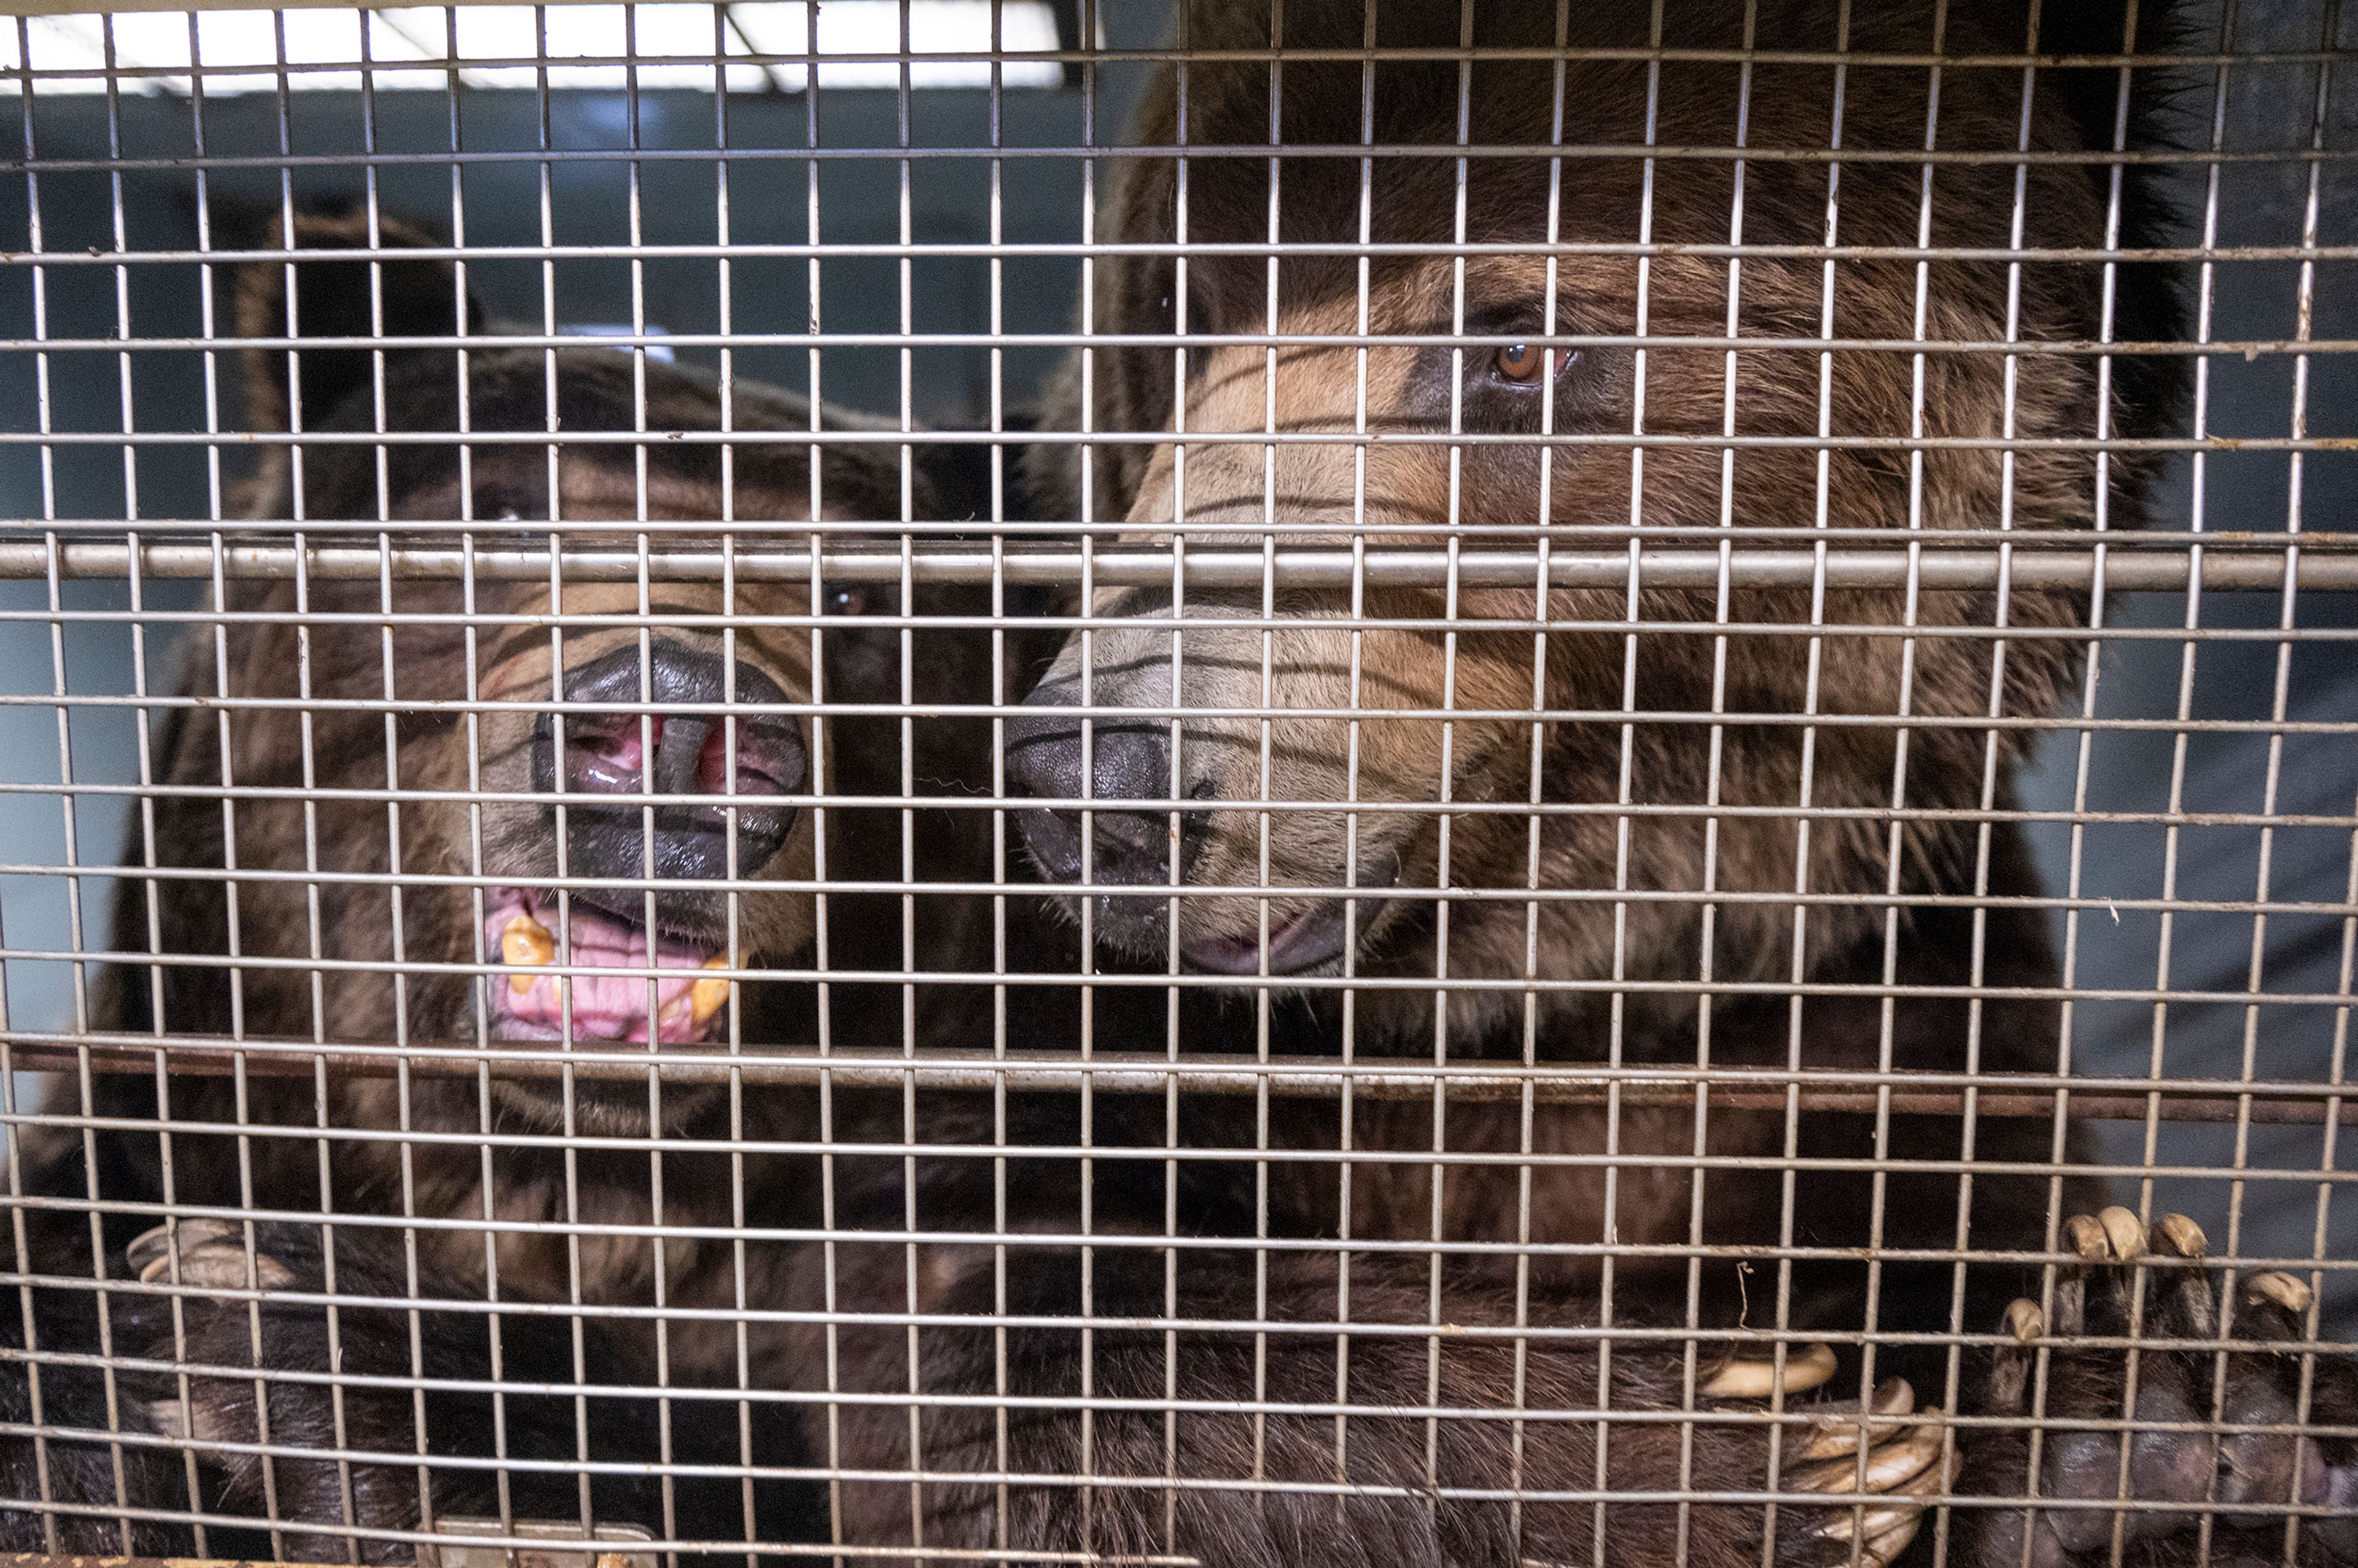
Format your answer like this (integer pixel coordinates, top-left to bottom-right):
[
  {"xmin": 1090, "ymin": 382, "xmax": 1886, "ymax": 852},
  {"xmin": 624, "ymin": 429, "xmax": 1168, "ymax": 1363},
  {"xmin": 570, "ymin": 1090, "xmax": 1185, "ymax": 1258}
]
[{"xmin": 483, "ymin": 893, "xmax": 725, "ymax": 1045}]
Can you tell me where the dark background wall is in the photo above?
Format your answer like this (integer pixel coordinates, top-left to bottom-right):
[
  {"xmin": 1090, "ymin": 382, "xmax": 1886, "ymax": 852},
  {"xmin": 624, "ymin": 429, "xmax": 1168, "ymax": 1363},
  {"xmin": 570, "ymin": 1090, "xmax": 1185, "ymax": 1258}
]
[{"xmin": 1, "ymin": 0, "xmax": 2350, "ymax": 1321}]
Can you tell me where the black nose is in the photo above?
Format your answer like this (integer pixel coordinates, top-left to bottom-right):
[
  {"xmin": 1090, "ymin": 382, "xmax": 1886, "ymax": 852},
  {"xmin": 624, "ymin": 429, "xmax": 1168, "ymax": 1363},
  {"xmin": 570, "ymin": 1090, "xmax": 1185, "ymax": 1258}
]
[
  {"xmin": 1005, "ymin": 681, "xmax": 1182, "ymax": 887},
  {"xmin": 531, "ymin": 640, "xmax": 804, "ymax": 900}
]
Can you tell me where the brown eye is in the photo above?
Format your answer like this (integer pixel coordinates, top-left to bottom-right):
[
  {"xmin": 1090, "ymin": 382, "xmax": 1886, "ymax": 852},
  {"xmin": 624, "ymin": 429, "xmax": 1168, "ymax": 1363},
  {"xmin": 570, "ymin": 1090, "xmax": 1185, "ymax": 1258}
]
[{"xmin": 1495, "ymin": 342, "xmax": 1546, "ymax": 382}]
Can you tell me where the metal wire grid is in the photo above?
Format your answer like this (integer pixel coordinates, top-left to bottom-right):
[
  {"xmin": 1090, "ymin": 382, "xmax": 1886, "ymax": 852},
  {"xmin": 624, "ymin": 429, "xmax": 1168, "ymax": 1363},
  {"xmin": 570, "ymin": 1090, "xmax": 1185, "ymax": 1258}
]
[{"xmin": 0, "ymin": 1, "xmax": 2350, "ymax": 1566}]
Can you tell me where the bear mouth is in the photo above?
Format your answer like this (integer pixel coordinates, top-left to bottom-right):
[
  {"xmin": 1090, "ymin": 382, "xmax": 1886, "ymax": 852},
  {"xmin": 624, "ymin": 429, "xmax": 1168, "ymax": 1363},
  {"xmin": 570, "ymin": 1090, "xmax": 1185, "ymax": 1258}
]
[
  {"xmin": 1175, "ymin": 858, "xmax": 1407, "ymax": 979},
  {"xmin": 1181, "ymin": 898, "xmax": 1355, "ymax": 977},
  {"xmin": 482, "ymin": 887, "xmax": 733, "ymax": 1047}
]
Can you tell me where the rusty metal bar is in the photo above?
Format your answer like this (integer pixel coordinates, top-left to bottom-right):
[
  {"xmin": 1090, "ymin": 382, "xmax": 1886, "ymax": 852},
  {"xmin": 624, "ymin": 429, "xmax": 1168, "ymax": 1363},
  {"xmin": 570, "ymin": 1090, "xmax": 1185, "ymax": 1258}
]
[{"xmin": 4, "ymin": 1036, "xmax": 2349, "ymax": 1122}]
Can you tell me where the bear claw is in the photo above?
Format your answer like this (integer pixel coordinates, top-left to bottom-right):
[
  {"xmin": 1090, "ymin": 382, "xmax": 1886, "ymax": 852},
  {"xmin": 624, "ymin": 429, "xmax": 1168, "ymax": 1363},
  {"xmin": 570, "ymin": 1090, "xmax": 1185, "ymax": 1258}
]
[
  {"xmin": 1759, "ymin": 1374, "xmax": 1955, "ymax": 1568},
  {"xmin": 1796, "ymin": 1378, "xmax": 1917, "ymax": 1462},
  {"xmin": 2095, "ymin": 1206, "xmax": 2146, "ymax": 1262},
  {"xmin": 1702, "ymin": 1340, "xmax": 1839, "ymax": 1399},
  {"xmin": 126, "ymin": 1218, "xmax": 294, "ymax": 1291},
  {"xmin": 2004, "ymin": 1299, "xmax": 2045, "ymax": 1344},
  {"xmin": 2241, "ymin": 1270, "xmax": 2313, "ymax": 1318},
  {"xmin": 2152, "ymin": 1213, "xmax": 2207, "ymax": 1261},
  {"xmin": 1791, "ymin": 1417, "xmax": 1945, "ymax": 1496},
  {"xmin": 1808, "ymin": 1435, "xmax": 1954, "ymax": 1566},
  {"xmin": 2065, "ymin": 1206, "xmax": 2144, "ymax": 1263}
]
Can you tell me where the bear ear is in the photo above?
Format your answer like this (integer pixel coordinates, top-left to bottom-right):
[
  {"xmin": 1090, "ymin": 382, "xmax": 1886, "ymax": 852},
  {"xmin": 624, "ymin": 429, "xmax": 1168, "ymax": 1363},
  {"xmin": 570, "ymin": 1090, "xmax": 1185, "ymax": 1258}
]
[{"xmin": 228, "ymin": 200, "xmax": 483, "ymax": 433}]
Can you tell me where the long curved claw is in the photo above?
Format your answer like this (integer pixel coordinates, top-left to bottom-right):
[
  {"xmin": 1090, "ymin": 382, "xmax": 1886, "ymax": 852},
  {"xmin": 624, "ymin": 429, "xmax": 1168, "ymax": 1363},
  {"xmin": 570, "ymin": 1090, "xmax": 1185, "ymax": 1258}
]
[
  {"xmin": 1702, "ymin": 1340, "xmax": 1838, "ymax": 1400},
  {"xmin": 2004, "ymin": 1298, "xmax": 2045, "ymax": 1343},
  {"xmin": 2062, "ymin": 1206, "xmax": 2148, "ymax": 1264},
  {"xmin": 1810, "ymin": 1443, "xmax": 1957, "ymax": 1568},
  {"xmin": 124, "ymin": 1220, "xmax": 177, "ymax": 1279},
  {"xmin": 2243, "ymin": 1270, "xmax": 2314, "ymax": 1317},
  {"xmin": 2066, "ymin": 1213, "xmax": 2113, "ymax": 1262},
  {"xmin": 2152, "ymin": 1213, "xmax": 2206, "ymax": 1261},
  {"xmin": 2057, "ymin": 1206, "xmax": 2147, "ymax": 1341},
  {"xmin": 1854, "ymin": 1519, "xmax": 1925, "ymax": 1568},
  {"xmin": 2147, "ymin": 1213, "xmax": 2216, "ymax": 1338},
  {"xmin": 1991, "ymin": 1300, "xmax": 2046, "ymax": 1411},
  {"xmin": 1789, "ymin": 1419, "xmax": 1945, "ymax": 1496},
  {"xmin": 1796, "ymin": 1379, "xmax": 1916, "ymax": 1462},
  {"xmin": 2096, "ymin": 1206, "xmax": 2146, "ymax": 1262},
  {"xmin": 125, "ymin": 1217, "xmax": 292, "ymax": 1290}
]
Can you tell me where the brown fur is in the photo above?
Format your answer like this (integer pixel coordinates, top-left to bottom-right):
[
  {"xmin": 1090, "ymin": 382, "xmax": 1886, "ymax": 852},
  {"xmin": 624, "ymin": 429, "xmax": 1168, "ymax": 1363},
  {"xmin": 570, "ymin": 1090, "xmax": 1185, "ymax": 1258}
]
[
  {"xmin": 1014, "ymin": 0, "xmax": 2164, "ymax": 1027},
  {"xmin": 21, "ymin": 11, "xmax": 2287, "ymax": 1564},
  {"xmin": 995, "ymin": 0, "xmax": 2172, "ymax": 1294},
  {"xmin": 793, "ymin": 2, "xmax": 2213, "ymax": 1565},
  {"xmin": 9, "ymin": 206, "xmax": 1036, "ymax": 1557}
]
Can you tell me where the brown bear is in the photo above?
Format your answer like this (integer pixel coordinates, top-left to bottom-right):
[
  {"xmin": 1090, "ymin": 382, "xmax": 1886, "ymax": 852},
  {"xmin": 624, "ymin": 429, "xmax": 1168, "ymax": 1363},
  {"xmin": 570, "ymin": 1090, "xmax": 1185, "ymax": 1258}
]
[
  {"xmin": 948, "ymin": 2, "xmax": 2358, "ymax": 1567},
  {"xmin": 7, "ymin": 169, "xmax": 2085, "ymax": 1568},
  {"xmin": 0, "ymin": 203, "xmax": 1038, "ymax": 1560},
  {"xmin": 15, "ymin": 4, "xmax": 2356, "ymax": 1564}
]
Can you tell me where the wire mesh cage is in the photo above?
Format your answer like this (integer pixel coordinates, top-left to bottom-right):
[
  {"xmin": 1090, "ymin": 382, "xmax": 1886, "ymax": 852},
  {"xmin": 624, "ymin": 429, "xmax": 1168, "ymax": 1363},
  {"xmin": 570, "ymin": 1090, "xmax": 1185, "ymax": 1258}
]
[{"xmin": 0, "ymin": 1, "xmax": 2353, "ymax": 1565}]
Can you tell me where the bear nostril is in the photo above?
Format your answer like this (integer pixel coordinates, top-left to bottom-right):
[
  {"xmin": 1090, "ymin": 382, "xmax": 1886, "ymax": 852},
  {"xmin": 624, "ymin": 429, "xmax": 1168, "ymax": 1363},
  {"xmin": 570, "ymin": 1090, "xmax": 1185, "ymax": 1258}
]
[
  {"xmin": 693, "ymin": 716, "xmax": 802, "ymax": 798},
  {"xmin": 566, "ymin": 718, "xmax": 653, "ymax": 793},
  {"xmin": 1005, "ymin": 705, "xmax": 1201, "ymax": 890},
  {"xmin": 529, "ymin": 639, "xmax": 806, "ymax": 893}
]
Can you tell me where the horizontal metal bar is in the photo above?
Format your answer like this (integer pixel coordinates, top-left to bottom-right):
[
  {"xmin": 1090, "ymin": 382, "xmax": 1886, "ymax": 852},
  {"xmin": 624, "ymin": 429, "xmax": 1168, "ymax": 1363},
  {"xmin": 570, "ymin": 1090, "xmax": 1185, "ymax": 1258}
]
[
  {"xmin": 22, "ymin": 1103, "xmax": 2356, "ymax": 1178},
  {"xmin": 11, "ymin": 603, "xmax": 2358, "ymax": 643},
  {"xmin": 7, "ymin": 1038, "xmax": 2349, "ymax": 1122},
  {"xmin": 14, "ymin": 427, "xmax": 2346, "ymax": 454},
  {"xmin": 21, "ymin": 944, "xmax": 2358, "ymax": 1003},
  {"xmin": 0, "ymin": 1, "xmax": 2319, "ymax": 82},
  {"xmin": 24, "ymin": 1119, "xmax": 2342, "ymax": 1193},
  {"xmin": 13, "ymin": 1480, "xmax": 2340, "ymax": 1568},
  {"xmin": 10, "ymin": 238, "xmax": 2358, "ymax": 266},
  {"xmin": 4, "ymin": 427, "xmax": 2351, "ymax": 456},
  {"xmin": 12, "ymin": 1348, "xmax": 2357, "ymax": 1429},
  {"xmin": 0, "ymin": 41, "xmax": 2318, "ymax": 149},
  {"xmin": 9, "ymin": 607, "xmax": 2358, "ymax": 648},
  {"xmin": 3, "ymin": 541, "xmax": 2352, "ymax": 591},
  {"xmin": 9, "ymin": 790, "xmax": 2356, "ymax": 837},
  {"xmin": 10, "ymin": 142, "xmax": 2354, "ymax": 183},
  {"xmin": 18, "ymin": 1350, "xmax": 2343, "ymax": 1423},
  {"xmin": 13, "ymin": 691, "xmax": 2356, "ymax": 741},
  {"xmin": 7, "ymin": 328, "xmax": 2344, "ymax": 357},
  {"xmin": 10, "ymin": 518, "xmax": 2337, "ymax": 546}
]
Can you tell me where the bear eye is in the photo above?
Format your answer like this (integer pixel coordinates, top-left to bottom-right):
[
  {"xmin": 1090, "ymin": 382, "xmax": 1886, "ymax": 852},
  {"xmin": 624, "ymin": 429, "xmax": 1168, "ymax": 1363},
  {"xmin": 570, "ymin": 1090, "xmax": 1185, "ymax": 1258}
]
[
  {"xmin": 1492, "ymin": 342, "xmax": 1574, "ymax": 385},
  {"xmin": 1495, "ymin": 342, "xmax": 1546, "ymax": 382}
]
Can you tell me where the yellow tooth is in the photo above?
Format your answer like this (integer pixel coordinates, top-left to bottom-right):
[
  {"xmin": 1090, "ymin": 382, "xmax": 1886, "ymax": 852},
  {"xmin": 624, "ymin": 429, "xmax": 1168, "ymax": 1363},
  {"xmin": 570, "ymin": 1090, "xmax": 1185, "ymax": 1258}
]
[
  {"xmin": 690, "ymin": 955, "xmax": 731, "ymax": 1028},
  {"xmin": 502, "ymin": 912, "xmax": 555, "ymax": 994}
]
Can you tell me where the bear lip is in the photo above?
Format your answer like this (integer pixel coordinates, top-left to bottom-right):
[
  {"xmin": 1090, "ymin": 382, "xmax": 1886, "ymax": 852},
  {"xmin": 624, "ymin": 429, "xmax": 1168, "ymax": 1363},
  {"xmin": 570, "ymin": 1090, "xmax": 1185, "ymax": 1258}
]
[
  {"xmin": 482, "ymin": 887, "xmax": 733, "ymax": 1046},
  {"xmin": 1181, "ymin": 899, "xmax": 1353, "ymax": 977}
]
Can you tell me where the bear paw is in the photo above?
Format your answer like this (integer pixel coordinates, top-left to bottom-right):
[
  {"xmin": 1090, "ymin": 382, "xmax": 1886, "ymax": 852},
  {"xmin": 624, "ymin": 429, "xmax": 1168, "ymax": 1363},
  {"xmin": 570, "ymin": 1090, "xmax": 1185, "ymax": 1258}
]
[
  {"xmin": 1971, "ymin": 1208, "xmax": 2356, "ymax": 1568},
  {"xmin": 1706, "ymin": 1341, "xmax": 1954, "ymax": 1568}
]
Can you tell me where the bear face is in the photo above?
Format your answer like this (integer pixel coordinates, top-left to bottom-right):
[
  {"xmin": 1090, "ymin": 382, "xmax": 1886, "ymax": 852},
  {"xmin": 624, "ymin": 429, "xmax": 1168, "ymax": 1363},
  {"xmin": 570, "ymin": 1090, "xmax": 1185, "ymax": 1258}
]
[
  {"xmin": 1005, "ymin": 0, "xmax": 2178, "ymax": 1054},
  {"xmin": 122, "ymin": 205, "xmax": 922, "ymax": 1137}
]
